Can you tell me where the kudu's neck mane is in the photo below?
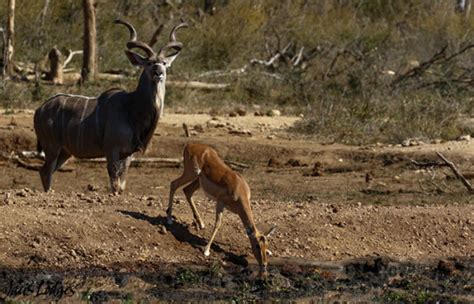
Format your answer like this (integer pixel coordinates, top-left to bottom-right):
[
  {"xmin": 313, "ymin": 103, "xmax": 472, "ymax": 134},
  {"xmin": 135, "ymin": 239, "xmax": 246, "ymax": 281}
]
[{"xmin": 128, "ymin": 70, "xmax": 166, "ymax": 152}]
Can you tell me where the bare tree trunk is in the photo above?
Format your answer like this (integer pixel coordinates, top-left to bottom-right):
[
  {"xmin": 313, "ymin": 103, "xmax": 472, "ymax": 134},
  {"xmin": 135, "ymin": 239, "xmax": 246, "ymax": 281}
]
[
  {"xmin": 82, "ymin": 0, "xmax": 97, "ymax": 83},
  {"xmin": 456, "ymin": 0, "xmax": 472, "ymax": 17},
  {"xmin": 48, "ymin": 47, "xmax": 64, "ymax": 85},
  {"xmin": 5, "ymin": 0, "xmax": 15, "ymax": 76},
  {"xmin": 1, "ymin": 28, "xmax": 6, "ymax": 80},
  {"xmin": 39, "ymin": 0, "xmax": 51, "ymax": 27},
  {"xmin": 204, "ymin": 0, "xmax": 215, "ymax": 14}
]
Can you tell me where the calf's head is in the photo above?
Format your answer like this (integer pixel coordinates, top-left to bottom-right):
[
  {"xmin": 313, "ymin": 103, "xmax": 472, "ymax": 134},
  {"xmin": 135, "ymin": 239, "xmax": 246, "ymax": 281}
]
[{"xmin": 250, "ymin": 226, "xmax": 276, "ymax": 278}]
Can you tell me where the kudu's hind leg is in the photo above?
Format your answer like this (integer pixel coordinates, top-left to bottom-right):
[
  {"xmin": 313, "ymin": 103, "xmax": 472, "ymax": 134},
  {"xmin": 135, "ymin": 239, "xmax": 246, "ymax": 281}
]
[
  {"xmin": 183, "ymin": 179, "xmax": 205, "ymax": 229},
  {"xmin": 40, "ymin": 149, "xmax": 60, "ymax": 192}
]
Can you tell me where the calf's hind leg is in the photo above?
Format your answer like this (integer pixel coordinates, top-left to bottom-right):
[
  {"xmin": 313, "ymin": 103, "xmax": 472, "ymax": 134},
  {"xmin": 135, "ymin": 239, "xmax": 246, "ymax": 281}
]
[{"xmin": 183, "ymin": 179, "xmax": 205, "ymax": 229}]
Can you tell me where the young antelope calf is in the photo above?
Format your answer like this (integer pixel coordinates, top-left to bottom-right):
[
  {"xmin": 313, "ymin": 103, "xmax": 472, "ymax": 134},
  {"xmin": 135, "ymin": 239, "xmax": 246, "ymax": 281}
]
[{"xmin": 167, "ymin": 143, "xmax": 275, "ymax": 277}]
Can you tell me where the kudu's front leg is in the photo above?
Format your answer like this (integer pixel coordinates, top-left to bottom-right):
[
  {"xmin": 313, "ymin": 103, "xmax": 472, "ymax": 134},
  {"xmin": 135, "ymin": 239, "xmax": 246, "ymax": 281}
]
[
  {"xmin": 106, "ymin": 152, "xmax": 129, "ymax": 194},
  {"xmin": 40, "ymin": 149, "xmax": 60, "ymax": 192},
  {"xmin": 117, "ymin": 156, "xmax": 132, "ymax": 192}
]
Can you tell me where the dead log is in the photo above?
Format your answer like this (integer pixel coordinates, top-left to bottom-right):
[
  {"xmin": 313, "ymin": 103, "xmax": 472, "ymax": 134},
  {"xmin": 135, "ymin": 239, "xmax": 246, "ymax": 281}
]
[
  {"xmin": 14, "ymin": 150, "xmax": 250, "ymax": 171},
  {"xmin": 76, "ymin": 157, "xmax": 182, "ymax": 168},
  {"xmin": 436, "ymin": 151, "xmax": 473, "ymax": 194},
  {"xmin": 97, "ymin": 73, "xmax": 126, "ymax": 81},
  {"xmin": 0, "ymin": 151, "xmax": 71, "ymax": 171},
  {"xmin": 167, "ymin": 80, "xmax": 229, "ymax": 90},
  {"xmin": 15, "ymin": 157, "xmax": 72, "ymax": 172},
  {"xmin": 410, "ymin": 159, "xmax": 448, "ymax": 168}
]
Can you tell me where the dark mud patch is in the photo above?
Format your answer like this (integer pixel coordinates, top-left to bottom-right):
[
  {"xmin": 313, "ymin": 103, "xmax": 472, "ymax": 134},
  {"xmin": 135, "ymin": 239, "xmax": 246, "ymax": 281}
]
[{"xmin": 1, "ymin": 257, "xmax": 472, "ymax": 303}]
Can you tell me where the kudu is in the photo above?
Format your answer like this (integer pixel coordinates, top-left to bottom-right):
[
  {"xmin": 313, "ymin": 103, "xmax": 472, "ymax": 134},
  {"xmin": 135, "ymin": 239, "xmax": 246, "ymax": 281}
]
[
  {"xmin": 34, "ymin": 19, "xmax": 187, "ymax": 193},
  {"xmin": 167, "ymin": 143, "xmax": 276, "ymax": 278}
]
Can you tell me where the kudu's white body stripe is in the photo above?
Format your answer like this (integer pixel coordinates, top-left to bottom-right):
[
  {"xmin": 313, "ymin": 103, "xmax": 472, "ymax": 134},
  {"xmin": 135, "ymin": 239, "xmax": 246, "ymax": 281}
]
[
  {"xmin": 95, "ymin": 102, "xmax": 101, "ymax": 139},
  {"xmin": 34, "ymin": 19, "xmax": 187, "ymax": 193},
  {"xmin": 51, "ymin": 93, "xmax": 96, "ymax": 100},
  {"xmin": 78, "ymin": 99, "xmax": 90, "ymax": 151}
]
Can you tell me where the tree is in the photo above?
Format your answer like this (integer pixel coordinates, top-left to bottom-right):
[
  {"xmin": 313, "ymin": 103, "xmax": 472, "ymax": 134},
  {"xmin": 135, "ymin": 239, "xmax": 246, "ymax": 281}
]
[
  {"xmin": 82, "ymin": 0, "xmax": 97, "ymax": 83},
  {"xmin": 456, "ymin": 0, "xmax": 471, "ymax": 18},
  {"xmin": 4, "ymin": 0, "xmax": 15, "ymax": 77}
]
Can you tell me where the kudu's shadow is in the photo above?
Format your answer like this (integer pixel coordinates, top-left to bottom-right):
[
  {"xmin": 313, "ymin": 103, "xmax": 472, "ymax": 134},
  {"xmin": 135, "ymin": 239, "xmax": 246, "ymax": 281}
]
[{"xmin": 118, "ymin": 210, "xmax": 248, "ymax": 267}]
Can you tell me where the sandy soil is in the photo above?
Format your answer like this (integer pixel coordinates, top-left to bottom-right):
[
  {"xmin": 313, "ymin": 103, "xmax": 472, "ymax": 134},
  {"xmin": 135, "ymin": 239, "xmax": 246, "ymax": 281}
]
[{"xmin": 0, "ymin": 110, "xmax": 472, "ymax": 302}]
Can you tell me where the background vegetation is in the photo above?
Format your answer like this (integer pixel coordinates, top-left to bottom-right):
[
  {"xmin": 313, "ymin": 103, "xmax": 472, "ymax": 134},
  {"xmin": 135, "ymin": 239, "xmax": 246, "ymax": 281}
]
[{"xmin": 0, "ymin": 0, "xmax": 473, "ymax": 144}]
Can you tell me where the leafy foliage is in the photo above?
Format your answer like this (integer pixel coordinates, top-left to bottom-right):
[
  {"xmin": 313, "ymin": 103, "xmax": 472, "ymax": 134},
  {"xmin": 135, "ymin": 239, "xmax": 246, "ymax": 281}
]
[{"xmin": 0, "ymin": 0, "xmax": 472, "ymax": 143}]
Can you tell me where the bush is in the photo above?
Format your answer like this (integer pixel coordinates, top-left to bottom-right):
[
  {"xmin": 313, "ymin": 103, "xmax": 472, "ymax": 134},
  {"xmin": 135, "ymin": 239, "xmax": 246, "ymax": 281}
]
[{"xmin": 1, "ymin": 0, "xmax": 472, "ymax": 143}]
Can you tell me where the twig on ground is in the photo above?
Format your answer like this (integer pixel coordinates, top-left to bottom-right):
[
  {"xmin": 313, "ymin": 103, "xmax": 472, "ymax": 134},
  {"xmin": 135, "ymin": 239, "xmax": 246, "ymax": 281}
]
[
  {"xmin": 182, "ymin": 123, "xmax": 190, "ymax": 137},
  {"xmin": 436, "ymin": 151, "xmax": 473, "ymax": 194},
  {"xmin": 410, "ymin": 159, "xmax": 448, "ymax": 168}
]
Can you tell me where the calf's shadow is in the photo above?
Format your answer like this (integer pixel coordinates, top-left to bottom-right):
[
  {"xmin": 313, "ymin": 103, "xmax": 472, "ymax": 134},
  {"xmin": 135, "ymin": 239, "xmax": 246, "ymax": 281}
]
[{"xmin": 118, "ymin": 210, "xmax": 248, "ymax": 267}]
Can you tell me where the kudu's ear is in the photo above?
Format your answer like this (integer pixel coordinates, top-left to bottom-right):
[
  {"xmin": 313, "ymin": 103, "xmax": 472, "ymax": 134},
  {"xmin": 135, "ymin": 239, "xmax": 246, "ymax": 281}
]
[
  {"xmin": 162, "ymin": 52, "xmax": 180, "ymax": 68},
  {"xmin": 125, "ymin": 50, "xmax": 149, "ymax": 66},
  {"xmin": 264, "ymin": 226, "xmax": 277, "ymax": 238}
]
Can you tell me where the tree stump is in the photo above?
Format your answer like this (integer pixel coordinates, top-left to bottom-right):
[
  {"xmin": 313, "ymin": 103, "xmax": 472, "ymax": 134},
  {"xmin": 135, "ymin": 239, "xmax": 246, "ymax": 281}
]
[{"xmin": 48, "ymin": 47, "xmax": 64, "ymax": 85}]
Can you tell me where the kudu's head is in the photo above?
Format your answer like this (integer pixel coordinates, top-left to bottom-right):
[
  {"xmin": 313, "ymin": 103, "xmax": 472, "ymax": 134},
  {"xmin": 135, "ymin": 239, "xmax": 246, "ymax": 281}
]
[
  {"xmin": 250, "ymin": 226, "xmax": 276, "ymax": 279},
  {"xmin": 115, "ymin": 19, "xmax": 187, "ymax": 83}
]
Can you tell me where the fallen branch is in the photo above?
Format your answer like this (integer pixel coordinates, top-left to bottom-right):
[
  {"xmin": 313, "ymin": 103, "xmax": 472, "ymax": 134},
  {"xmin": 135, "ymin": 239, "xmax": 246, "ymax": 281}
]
[
  {"xmin": 266, "ymin": 167, "xmax": 305, "ymax": 173},
  {"xmin": 0, "ymin": 151, "xmax": 71, "ymax": 171},
  {"xmin": 250, "ymin": 42, "xmax": 292, "ymax": 67},
  {"xmin": 391, "ymin": 44, "xmax": 448, "ymax": 87},
  {"xmin": 391, "ymin": 44, "xmax": 474, "ymax": 88},
  {"xmin": 167, "ymin": 80, "xmax": 229, "ymax": 90},
  {"xmin": 410, "ymin": 159, "xmax": 448, "ymax": 168},
  {"xmin": 63, "ymin": 50, "xmax": 83, "ymax": 68},
  {"xmin": 196, "ymin": 67, "xmax": 248, "ymax": 79},
  {"xmin": 195, "ymin": 66, "xmax": 283, "ymax": 80},
  {"xmin": 14, "ymin": 150, "xmax": 250, "ymax": 171},
  {"xmin": 436, "ymin": 152, "xmax": 473, "ymax": 194},
  {"xmin": 224, "ymin": 160, "xmax": 249, "ymax": 169},
  {"xmin": 77, "ymin": 157, "xmax": 182, "ymax": 167}
]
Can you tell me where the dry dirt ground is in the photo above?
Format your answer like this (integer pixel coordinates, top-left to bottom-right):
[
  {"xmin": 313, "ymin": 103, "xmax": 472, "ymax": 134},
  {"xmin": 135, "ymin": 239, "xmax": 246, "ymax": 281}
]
[{"xmin": 0, "ymin": 110, "xmax": 473, "ymax": 303}]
